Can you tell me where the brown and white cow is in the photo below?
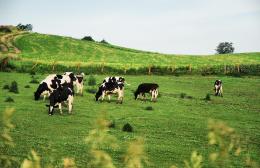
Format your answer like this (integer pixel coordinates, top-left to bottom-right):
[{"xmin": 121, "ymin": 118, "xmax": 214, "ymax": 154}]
[{"xmin": 214, "ymin": 80, "xmax": 223, "ymax": 96}]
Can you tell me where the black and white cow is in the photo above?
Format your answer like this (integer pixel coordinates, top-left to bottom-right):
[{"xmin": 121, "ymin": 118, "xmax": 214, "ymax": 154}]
[
  {"xmin": 214, "ymin": 80, "xmax": 223, "ymax": 96},
  {"xmin": 34, "ymin": 72, "xmax": 76, "ymax": 100},
  {"xmin": 75, "ymin": 73, "xmax": 85, "ymax": 95},
  {"xmin": 134, "ymin": 83, "xmax": 159, "ymax": 102},
  {"xmin": 46, "ymin": 82, "xmax": 74, "ymax": 115},
  {"xmin": 95, "ymin": 81, "xmax": 124, "ymax": 103}
]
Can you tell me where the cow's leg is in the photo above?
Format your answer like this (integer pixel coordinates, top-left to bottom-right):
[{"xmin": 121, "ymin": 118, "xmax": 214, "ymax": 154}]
[
  {"xmin": 108, "ymin": 95, "xmax": 111, "ymax": 103},
  {"xmin": 68, "ymin": 95, "xmax": 74, "ymax": 114},
  {"xmin": 80, "ymin": 85, "xmax": 83, "ymax": 96},
  {"xmin": 58, "ymin": 103, "xmax": 63, "ymax": 114},
  {"xmin": 49, "ymin": 106, "xmax": 54, "ymax": 116},
  {"xmin": 151, "ymin": 90, "xmax": 155, "ymax": 101},
  {"xmin": 117, "ymin": 90, "xmax": 123, "ymax": 104},
  {"xmin": 120, "ymin": 89, "xmax": 124, "ymax": 104},
  {"xmin": 101, "ymin": 92, "xmax": 105, "ymax": 101}
]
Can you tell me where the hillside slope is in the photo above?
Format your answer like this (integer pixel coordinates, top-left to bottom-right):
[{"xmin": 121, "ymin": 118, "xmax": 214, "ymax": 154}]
[{"xmin": 14, "ymin": 33, "xmax": 260, "ymax": 68}]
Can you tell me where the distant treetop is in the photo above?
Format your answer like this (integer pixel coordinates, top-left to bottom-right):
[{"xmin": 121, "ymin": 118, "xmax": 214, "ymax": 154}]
[
  {"xmin": 16, "ymin": 23, "xmax": 33, "ymax": 31},
  {"xmin": 100, "ymin": 39, "xmax": 109, "ymax": 44},
  {"xmin": 216, "ymin": 42, "xmax": 234, "ymax": 54},
  {"xmin": 82, "ymin": 36, "xmax": 95, "ymax": 42}
]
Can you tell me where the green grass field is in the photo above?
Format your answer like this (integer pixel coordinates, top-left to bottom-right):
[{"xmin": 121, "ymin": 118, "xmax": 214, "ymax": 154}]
[
  {"xmin": 1, "ymin": 72, "xmax": 260, "ymax": 167},
  {"xmin": 13, "ymin": 33, "xmax": 260, "ymax": 68}
]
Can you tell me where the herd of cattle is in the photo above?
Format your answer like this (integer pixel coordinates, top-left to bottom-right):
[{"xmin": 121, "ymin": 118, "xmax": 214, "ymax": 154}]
[{"xmin": 34, "ymin": 72, "xmax": 223, "ymax": 115}]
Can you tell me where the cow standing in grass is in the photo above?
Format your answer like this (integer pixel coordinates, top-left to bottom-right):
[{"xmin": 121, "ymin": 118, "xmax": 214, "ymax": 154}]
[
  {"xmin": 46, "ymin": 82, "xmax": 74, "ymax": 115},
  {"xmin": 34, "ymin": 72, "xmax": 76, "ymax": 100},
  {"xmin": 214, "ymin": 80, "xmax": 223, "ymax": 96},
  {"xmin": 95, "ymin": 81, "xmax": 124, "ymax": 103},
  {"xmin": 74, "ymin": 73, "xmax": 85, "ymax": 96},
  {"xmin": 134, "ymin": 83, "xmax": 159, "ymax": 102}
]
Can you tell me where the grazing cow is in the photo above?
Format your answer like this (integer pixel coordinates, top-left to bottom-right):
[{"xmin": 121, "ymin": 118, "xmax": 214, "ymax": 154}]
[
  {"xmin": 34, "ymin": 74, "xmax": 59, "ymax": 100},
  {"xmin": 34, "ymin": 72, "xmax": 76, "ymax": 101},
  {"xmin": 75, "ymin": 73, "xmax": 85, "ymax": 95},
  {"xmin": 46, "ymin": 82, "xmax": 74, "ymax": 115},
  {"xmin": 134, "ymin": 83, "xmax": 159, "ymax": 102},
  {"xmin": 95, "ymin": 81, "xmax": 124, "ymax": 103},
  {"xmin": 214, "ymin": 80, "xmax": 223, "ymax": 96}
]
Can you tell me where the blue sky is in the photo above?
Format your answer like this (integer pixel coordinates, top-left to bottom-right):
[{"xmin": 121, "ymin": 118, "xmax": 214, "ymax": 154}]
[{"xmin": 1, "ymin": 0, "xmax": 260, "ymax": 54}]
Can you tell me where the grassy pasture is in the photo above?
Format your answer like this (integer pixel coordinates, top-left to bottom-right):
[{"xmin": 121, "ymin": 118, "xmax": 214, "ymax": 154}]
[
  {"xmin": 0, "ymin": 72, "xmax": 260, "ymax": 167},
  {"xmin": 14, "ymin": 33, "xmax": 260, "ymax": 68}
]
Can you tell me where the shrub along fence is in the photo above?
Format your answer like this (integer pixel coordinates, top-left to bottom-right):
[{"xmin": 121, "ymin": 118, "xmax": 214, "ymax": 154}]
[{"xmin": 1, "ymin": 56, "xmax": 260, "ymax": 76}]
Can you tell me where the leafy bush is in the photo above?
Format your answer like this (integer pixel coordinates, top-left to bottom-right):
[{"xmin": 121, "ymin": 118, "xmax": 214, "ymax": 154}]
[
  {"xmin": 205, "ymin": 93, "xmax": 211, "ymax": 101},
  {"xmin": 86, "ymin": 88, "xmax": 96, "ymax": 94},
  {"xmin": 108, "ymin": 120, "xmax": 115, "ymax": 128},
  {"xmin": 122, "ymin": 123, "xmax": 133, "ymax": 132},
  {"xmin": 5, "ymin": 97, "xmax": 14, "ymax": 102},
  {"xmin": 9, "ymin": 81, "xmax": 18, "ymax": 93},
  {"xmin": 24, "ymin": 85, "xmax": 30, "ymax": 88},
  {"xmin": 145, "ymin": 106, "xmax": 153, "ymax": 111},
  {"xmin": 29, "ymin": 71, "xmax": 36, "ymax": 75},
  {"xmin": 180, "ymin": 93, "xmax": 187, "ymax": 99},
  {"xmin": 88, "ymin": 75, "xmax": 96, "ymax": 86},
  {"xmin": 2, "ymin": 84, "xmax": 9, "ymax": 90},
  {"xmin": 29, "ymin": 78, "xmax": 39, "ymax": 84}
]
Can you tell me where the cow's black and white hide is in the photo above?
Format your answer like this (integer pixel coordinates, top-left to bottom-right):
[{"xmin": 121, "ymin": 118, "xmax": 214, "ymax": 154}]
[
  {"xmin": 75, "ymin": 73, "xmax": 85, "ymax": 95},
  {"xmin": 214, "ymin": 80, "xmax": 223, "ymax": 96},
  {"xmin": 46, "ymin": 82, "xmax": 74, "ymax": 115},
  {"xmin": 103, "ymin": 76, "xmax": 128, "ymax": 84},
  {"xmin": 95, "ymin": 81, "xmax": 124, "ymax": 103},
  {"xmin": 34, "ymin": 74, "xmax": 60, "ymax": 100},
  {"xmin": 34, "ymin": 72, "xmax": 76, "ymax": 101},
  {"xmin": 134, "ymin": 83, "xmax": 159, "ymax": 102}
]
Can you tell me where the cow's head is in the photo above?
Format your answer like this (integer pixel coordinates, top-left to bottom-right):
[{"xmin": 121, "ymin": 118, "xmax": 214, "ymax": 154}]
[
  {"xmin": 95, "ymin": 86, "xmax": 103, "ymax": 101},
  {"xmin": 34, "ymin": 91, "xmax": 40, "ymax": 100},
  {"xmin": 134, "ymin": 90, "xmax": 139, "ymax": 100},
  {"xmin": 118, "ymin": 77, "xmax": 125, "ymax": 83}
]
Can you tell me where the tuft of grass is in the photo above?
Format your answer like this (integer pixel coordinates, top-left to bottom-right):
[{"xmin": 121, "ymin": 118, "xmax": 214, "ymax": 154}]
[
  {"xmin": 122, "ymin": 123, "xmax": 133, "ymax": 132},
  {"xmin": 108, "ymin": 120, "xmax": 116, "ymax": 128},
  {"xmin": 29, "ymin": 71, "xmax": 36, "ymax": 75},
  {"xmin": 9, "ymin": 81, "xmax": 19, "ymax": 93},
  {"xmin": 145, "ymin": 106, "xmax": 153, "ymax": 111},
  {"xmin": 180, "ymin": 93, "xmax": 187, "ymax": 99},
  {"xmin": 205, "ymin": 93, "xmax": 211, "ymax": 101},
  {"xmin": 180, "ymin": 93, "xmax": 193, "ymax": 99},
  {"xmin": 29, "ymin": 78, "xmax": 39, "ymax": 84},
  {"xmin": 2, "ymin": 84, "xmax": 10, "ymax": 90},
  {"xmin": 5, "ymin": 96, "xmax": 14, "ymax": 102},
  {"xmin": 86, "ymin": 88, "xmax": 96, "ymax": 94},
  {"xmin": 24, "ymin": 85, "xmax": 30, "ymax": 88},
  {"xmin": 88, "ymin": 75, "xmax": 96, "ymax": 86}
]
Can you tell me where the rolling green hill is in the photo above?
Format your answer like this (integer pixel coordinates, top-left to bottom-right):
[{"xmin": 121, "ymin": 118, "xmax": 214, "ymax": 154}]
[
  {"xmin": 0, "ymin": 28, "xmax": 260, "ymax": 74},
  {"xmin": 13, "ymin": 33, "xmax": 260, "ymax": 68}
]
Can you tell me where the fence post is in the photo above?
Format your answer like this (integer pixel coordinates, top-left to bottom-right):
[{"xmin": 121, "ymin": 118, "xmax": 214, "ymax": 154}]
[
  {"xmin": 52, "ymin": 61, "xmax": 56, "ymax": 72},
  {"xmin": 224, "ymin": 64, "xmax": 227, "ymax": 74},
  {"xmin": 148, "ymin": 66, "xmax": 152, "ymax": 75},
  {"xmin": 189, "ymin": 64, "xmax": 192, "ymax": 73},
  {"xmin": 171, "ymin": 65, "xmax": 175, "ymax": 73},
  {"xmin": 101, "ymin": 62, "xmax": 104, "ymax": 73},
  {"xmin": 237, "ymin": 64, "xmax": 240, "ymax": 73},
  {"xmin": 76, "ymin": 62, "xmax": 81, "ymax": 71},
  {"xmin": 31, "ymin": 61, "xmax": 38, "ymax": 70}
]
